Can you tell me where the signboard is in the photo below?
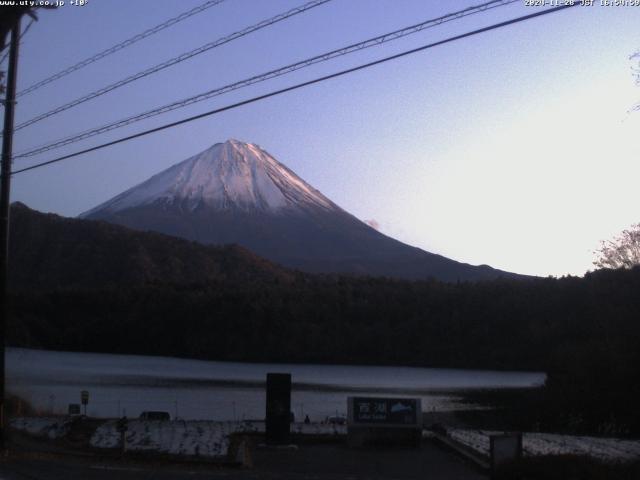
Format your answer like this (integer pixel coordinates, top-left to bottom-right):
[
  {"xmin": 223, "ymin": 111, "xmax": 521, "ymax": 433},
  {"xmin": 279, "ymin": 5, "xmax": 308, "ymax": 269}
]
[
  {"xmin": 68, "ymin": 404, "xmax": 81, "ymax": 415},
  {"xmin": 347, "ymin": 397, "xmax": 422, "ymax": 448},
  {"xmin": 349, "ymin": 397, "xmax": 420, "ymax": 427},
  {"xmin": 81, "ymin": 390, "xmax": 89, "ymax": 405},
  {"xmin": 265, "ymin": 373, "xmax": 291, "ymax": 445}
]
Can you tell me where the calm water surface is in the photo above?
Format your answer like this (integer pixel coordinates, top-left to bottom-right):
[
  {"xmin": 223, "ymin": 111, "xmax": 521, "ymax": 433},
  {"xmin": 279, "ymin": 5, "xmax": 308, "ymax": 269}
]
[{"xmin": 7, "ymin": 348, "xmax": 545, "ymax": 420}]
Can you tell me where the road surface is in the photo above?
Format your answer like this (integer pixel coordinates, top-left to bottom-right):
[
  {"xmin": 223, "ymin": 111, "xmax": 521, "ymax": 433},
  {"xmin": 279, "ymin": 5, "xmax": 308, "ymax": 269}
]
[{"xmin": 0, "ymin": 441, "xmax": 486, "ymax": 479}]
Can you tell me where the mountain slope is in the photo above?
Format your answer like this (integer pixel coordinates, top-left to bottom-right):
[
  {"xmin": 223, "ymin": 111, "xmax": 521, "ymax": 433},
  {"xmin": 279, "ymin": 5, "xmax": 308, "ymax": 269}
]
[
  {"xmin": 82, "ymin": 139, "xmax": 519, "ymax": 282},
  {"xmin": 8, "ymin": 202, "xmax": 291, "ymax": 291},
  {"xmin": 81, "ymin": 139, "xmax": 335, "ymax": 216}
]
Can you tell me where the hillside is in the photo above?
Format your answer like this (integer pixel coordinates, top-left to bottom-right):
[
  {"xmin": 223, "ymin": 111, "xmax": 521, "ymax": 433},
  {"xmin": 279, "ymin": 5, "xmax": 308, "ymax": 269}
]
[{"xmin": 8, "ymin": 202, "xmax": 292, "ymax": 291}]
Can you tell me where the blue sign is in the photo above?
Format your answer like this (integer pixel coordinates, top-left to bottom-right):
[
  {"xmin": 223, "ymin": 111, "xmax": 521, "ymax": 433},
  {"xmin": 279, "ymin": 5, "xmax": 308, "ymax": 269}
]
[{"xmin": 351, "ymin": 397, "xmax": 418, "ymax": 425}]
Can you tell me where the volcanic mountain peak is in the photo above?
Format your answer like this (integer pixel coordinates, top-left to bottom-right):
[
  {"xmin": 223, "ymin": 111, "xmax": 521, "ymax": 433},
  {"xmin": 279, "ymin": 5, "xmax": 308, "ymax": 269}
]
[
  {"xmin": 81, "ymin": 139, "xmax": 521, "ymax": 281},
  {"xmin": 82, "ymin": 139, "xmax": 336, "ymax": 217}
]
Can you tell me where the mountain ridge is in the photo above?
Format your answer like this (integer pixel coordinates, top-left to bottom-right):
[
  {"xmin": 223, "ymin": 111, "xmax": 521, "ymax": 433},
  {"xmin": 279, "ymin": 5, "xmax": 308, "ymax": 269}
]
[{"xmin": 82, "ymin": 139, "xmax": 523, "ymax": 282}]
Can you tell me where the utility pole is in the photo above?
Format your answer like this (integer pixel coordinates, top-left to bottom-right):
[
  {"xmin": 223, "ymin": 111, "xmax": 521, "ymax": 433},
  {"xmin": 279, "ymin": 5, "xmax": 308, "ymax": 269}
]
[{"xmin": 0, "ymin": 15, "xmax": 22, "ymax": 452}]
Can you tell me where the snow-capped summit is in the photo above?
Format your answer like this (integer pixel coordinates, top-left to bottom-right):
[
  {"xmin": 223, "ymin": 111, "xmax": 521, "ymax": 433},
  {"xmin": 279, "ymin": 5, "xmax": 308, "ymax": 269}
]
[
  {"xmin": 82, "ymin": 140, "xmax": 518, "ymax": 282},
  {"xmin": 82, "ymin": 139, "xmax": 336, "ymax": 217}
]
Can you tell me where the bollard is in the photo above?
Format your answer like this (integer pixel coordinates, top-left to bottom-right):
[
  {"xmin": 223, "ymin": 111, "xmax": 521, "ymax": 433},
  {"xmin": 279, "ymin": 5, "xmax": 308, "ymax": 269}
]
[{"xmin": 265, "ymin": 373, "xmax": 291, "ymax": 445}]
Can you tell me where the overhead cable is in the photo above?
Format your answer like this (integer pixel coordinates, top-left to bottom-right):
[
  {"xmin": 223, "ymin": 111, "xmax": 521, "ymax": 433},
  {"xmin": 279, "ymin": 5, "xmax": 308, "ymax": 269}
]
[
  {"xmin": 16, "ymin": 0, "xmax": 228, "ymax": 97},
  {"xmin": 14, "ymin": 0, "xmax": 518, "ymax": 159},
  {"xmin": 12, "ymin": 0, "xmax": 333, "ymax": 131},
  {"xmin": 12, "ymin": 4, "xmax": 578, "ymax": 176}
]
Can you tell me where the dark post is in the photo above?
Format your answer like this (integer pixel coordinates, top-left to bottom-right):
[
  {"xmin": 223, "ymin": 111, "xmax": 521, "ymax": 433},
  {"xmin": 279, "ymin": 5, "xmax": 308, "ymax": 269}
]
[
  {"xmin": 490, "ymin": 432, "xmax": 523, "ymax": 476},
  {"xmin": 81, "ymin": 390, "xmax": 89, "ymax": 416},
  {"xmin": 0, "ymin": 16, "xmax": 21, "ymax": 452},
  {"xmin": 117, "ymin": 416, "xmax": 128, "ymax": 455},
  {"xmin": 265, "ymin": 373, "xmax": 291, "ymax": 445}
]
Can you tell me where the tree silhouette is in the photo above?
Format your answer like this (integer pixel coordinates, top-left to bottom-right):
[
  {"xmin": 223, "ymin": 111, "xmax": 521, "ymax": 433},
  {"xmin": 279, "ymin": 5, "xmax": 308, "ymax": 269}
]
[{"xmin": 594, "ymin": 223, "xmax": 640, "ymax": 269}]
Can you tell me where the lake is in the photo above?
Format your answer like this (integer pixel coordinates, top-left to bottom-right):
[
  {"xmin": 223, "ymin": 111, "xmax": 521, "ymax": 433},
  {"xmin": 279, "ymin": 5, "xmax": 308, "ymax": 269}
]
[{"xmin": 7, "ymin": 347, "xmax": 545, "ymax": 421}]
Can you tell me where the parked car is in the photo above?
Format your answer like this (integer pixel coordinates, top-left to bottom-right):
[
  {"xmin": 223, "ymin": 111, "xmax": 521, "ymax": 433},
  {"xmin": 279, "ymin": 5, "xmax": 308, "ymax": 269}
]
[
  {"xmin": 139, "ymin": 411, "xmax": 170, "ymax": 421},
  {"xmin": 324, "ymin": 415, "xmax": 347, "ymax": 425}
]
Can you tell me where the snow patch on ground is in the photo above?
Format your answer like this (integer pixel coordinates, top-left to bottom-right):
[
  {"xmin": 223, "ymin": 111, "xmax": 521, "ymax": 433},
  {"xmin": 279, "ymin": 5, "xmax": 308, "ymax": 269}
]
[
  {"xmin": 448, "ymin": 429, "xmax": 640, "ymax": 463},
  {"xmin": 89, "ymin": 420, "xmax": 346, "ymax": 458},
  {"xmin": 9, "ymin": 417, "xmax": 73, "ymax": 439},
  {"xmin": 90, "ymin": 420, "xmax": 255, "ymax": 458}
]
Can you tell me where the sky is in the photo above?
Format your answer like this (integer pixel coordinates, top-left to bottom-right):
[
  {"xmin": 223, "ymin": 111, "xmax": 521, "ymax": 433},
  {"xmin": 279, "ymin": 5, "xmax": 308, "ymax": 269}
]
[{"xmin": 2, "ymin": 0, "xmax": 639, "ymax": 277}]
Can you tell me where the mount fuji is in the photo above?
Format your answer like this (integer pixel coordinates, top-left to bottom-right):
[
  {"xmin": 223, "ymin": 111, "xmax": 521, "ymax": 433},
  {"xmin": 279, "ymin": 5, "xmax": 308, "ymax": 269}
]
[{"xmin": 82, "ymin": 139, "xmax": 516, "ymax": 281}]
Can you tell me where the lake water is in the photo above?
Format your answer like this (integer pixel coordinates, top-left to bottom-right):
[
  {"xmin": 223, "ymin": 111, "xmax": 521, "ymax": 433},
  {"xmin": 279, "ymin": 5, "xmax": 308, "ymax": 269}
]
[{"xmin": 7, "ymin": 348, "xmax": 545, "ymax": 421}]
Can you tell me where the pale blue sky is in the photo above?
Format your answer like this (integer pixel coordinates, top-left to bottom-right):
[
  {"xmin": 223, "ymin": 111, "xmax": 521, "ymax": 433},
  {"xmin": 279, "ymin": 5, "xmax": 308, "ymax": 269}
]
[{"xmin": 4, "ymin": 0, "xmax": 640, "ymax": 277}]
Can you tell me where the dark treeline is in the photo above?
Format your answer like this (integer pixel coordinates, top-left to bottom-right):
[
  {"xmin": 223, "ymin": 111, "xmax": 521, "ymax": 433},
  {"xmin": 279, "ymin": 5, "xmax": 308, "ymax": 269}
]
[{"xmin": 8, "ymin": 266, "xmax": 640, "ymax": 435}]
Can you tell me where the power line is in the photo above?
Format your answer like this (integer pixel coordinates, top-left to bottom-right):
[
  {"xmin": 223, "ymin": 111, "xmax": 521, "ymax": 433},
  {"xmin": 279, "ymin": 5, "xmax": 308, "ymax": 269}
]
[
  {"xmin": 11, "ymin": 0, "xmax": 333, "ymax": 132},
  {"xmin": 12, "ymin": 4, "xmax": 578, "ymax": 176},
  {"xmin": 16, "ymin": 0, "xmax": 228, "ymax": 98},
  {"xmin": 14, "ymin": 0, "xmax": 519, "ymax": 159}
]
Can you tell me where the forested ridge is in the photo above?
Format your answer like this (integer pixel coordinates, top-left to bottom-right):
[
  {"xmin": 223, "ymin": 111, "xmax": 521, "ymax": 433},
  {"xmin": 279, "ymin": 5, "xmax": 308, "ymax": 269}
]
[{"xmin": 8, "ymin": 268, "xmax": 640, "ymax": 372}]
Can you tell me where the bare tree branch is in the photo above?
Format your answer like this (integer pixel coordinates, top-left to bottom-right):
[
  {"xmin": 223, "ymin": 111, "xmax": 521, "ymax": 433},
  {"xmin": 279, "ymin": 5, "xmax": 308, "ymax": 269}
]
[{"xmin": 594, "ymin": 223, "xmax": 640, "ymax": 269}]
